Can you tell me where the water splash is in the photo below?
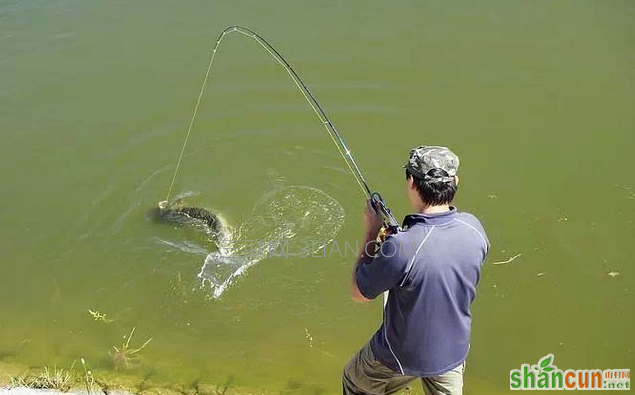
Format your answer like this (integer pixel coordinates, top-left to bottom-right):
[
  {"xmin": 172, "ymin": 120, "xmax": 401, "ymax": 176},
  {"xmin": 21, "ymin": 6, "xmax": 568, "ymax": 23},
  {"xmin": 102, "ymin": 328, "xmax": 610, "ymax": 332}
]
[{"xmin": 197, "ymin": 186, "xmax": 345, "ymax": 298}]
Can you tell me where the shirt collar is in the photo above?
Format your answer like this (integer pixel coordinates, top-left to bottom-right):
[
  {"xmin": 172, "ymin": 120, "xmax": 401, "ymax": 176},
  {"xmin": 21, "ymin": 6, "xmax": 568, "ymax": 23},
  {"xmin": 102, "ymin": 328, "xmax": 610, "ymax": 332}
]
[{"xmin": 403, "ymin": 206, "xmax": 457, "ymax": 228}]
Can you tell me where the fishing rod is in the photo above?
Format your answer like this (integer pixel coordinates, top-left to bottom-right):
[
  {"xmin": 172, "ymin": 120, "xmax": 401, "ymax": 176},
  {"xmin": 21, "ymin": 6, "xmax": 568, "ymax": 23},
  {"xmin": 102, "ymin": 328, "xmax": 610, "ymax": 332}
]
[{"xmin": 165, "ymin": 25, "xmax": 400, "ymax": 234}]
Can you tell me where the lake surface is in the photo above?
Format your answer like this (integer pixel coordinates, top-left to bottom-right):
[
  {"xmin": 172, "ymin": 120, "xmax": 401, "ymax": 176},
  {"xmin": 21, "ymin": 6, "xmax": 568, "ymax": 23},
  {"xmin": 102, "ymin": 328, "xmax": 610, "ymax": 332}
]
[{"xmin": 1, "ymin": 1, "xmax": 633, "ymax": 393}]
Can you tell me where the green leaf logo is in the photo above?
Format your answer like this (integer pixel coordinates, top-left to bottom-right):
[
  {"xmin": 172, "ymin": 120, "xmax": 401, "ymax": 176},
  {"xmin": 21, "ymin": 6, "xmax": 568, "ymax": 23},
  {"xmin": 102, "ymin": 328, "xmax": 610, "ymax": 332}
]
[
  {"xmin": 534, "ymin": 354, "xmax": 556, "ymax": 374},
  {"xmin": 540, "ymin": 355, "xmax": 552, "ymax": 368}
]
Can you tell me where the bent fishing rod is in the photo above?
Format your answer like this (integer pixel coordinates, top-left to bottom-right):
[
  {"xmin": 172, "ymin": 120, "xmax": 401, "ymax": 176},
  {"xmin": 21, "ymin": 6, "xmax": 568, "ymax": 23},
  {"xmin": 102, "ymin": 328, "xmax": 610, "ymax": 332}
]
[{"xmin": 165, "ymin": 25, "xmax": 400, "ymax": 234}]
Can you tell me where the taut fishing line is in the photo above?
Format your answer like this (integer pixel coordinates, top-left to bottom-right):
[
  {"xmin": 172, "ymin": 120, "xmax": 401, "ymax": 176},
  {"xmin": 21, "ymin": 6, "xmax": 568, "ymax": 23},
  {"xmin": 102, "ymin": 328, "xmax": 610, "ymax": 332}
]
[{"xmin": 165, "ymin": 25, "xmax": 400, "ymax": 231}]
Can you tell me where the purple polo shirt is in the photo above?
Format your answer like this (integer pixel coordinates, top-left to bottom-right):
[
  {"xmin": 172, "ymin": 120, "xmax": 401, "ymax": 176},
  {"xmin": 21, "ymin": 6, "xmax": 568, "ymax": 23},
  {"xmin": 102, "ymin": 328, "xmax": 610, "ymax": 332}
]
[{"xmin": 355, "ymin": 207, "xmax": 489, "ymax": 377}]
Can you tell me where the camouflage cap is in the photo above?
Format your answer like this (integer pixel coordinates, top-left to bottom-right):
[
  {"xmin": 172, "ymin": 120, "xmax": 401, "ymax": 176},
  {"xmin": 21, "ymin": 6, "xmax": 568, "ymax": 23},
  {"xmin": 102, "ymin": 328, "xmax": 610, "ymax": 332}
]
[{"xmin": 404, "ymin": 146, "xmax": 460, "ymax": 183}]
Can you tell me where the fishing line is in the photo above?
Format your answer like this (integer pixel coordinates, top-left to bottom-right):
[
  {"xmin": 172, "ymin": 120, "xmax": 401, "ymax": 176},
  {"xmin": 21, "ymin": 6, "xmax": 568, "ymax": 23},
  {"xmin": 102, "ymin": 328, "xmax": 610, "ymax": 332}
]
[
  {"xmin": 165, "ymin": 26, "xmax": 401, "ymax": 305},
  {"xmin": 165, "ymin": 25, "xmax": 371, "ymax": 202}
]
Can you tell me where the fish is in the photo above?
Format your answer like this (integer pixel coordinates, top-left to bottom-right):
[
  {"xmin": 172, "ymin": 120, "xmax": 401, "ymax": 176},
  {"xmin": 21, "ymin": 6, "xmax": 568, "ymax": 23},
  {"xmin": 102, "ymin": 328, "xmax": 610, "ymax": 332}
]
[{"xmin": 151, "ymin": 199, "xmax": 221, "ymax": 235}]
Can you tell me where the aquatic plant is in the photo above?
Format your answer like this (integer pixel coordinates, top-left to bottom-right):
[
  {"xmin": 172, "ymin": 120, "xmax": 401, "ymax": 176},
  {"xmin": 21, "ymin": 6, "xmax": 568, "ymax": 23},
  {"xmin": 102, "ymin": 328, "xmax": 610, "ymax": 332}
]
[
  {"xmin": 111, "ymin": 326, "xmax": 153, "ymax": 370},
  {"xmin": 88, "ymin": 309, "xmax": 114, "ymax": 323}
]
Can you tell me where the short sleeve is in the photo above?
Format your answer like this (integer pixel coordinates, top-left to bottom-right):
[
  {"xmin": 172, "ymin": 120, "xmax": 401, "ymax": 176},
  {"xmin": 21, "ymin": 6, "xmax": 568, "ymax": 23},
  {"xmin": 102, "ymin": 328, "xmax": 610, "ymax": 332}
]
[{"xmin": 355, "ymin": 236, "xmax": 409, "ymax": 299}]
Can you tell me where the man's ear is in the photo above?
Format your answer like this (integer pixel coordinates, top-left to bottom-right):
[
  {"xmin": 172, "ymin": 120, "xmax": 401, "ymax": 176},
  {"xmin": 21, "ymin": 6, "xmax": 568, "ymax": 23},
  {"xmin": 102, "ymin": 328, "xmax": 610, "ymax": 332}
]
[
  {"xmin": 454, "ymin": 175, "xmax": 460, "ymax": 187},
  {"xmin": 406, "ymin": 175, "xmax": 415, "ymax": 190}
]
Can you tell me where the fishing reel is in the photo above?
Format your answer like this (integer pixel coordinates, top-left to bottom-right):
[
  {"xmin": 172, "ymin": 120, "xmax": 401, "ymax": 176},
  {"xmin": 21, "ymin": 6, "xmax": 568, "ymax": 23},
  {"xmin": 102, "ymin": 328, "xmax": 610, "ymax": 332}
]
[{"xmin": 370, "ymin": 192, "xmax": 400, "ymax": 243}]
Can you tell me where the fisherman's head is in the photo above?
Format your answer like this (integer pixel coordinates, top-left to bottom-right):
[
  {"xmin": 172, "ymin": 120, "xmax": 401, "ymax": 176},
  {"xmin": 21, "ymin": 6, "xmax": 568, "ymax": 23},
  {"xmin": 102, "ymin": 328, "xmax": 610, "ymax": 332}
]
[{"xmin": 404, "ymin": 146, "xmax": 460, "ymax": 210}]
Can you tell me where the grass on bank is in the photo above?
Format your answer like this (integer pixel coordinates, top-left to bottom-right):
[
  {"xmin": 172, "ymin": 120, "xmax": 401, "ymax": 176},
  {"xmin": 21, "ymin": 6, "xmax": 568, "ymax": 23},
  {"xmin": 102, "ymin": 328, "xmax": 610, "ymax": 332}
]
[
  {"xmin": 8, "ymin": 363, "xmax": 75, "ymax": 392},
  {"xmin": 3, "ymin": 327, "xmax": 154, "ymax": 394}
]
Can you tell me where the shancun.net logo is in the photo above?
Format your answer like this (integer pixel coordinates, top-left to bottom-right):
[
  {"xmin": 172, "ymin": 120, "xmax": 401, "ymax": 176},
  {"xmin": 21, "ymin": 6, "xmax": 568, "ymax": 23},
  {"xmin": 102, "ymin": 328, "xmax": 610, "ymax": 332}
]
[{"xmin": 510, "ymin": 354, "xmax": 630, "ymax": 390}]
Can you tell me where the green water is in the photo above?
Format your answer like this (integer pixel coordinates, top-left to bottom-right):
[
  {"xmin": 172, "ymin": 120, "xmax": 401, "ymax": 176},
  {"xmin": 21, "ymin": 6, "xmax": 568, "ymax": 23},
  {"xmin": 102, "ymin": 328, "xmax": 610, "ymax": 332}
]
[{"xmin": 1, "ymin": 1, "xmax": 634, "ymax": 393}]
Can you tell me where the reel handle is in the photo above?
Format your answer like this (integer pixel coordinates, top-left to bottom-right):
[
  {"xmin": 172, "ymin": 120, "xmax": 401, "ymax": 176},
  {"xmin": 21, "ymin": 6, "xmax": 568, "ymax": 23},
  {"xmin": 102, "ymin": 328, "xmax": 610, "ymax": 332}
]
[{"xmin": 376, "ymin": 225, "xmax": 394, "ymax": 243}]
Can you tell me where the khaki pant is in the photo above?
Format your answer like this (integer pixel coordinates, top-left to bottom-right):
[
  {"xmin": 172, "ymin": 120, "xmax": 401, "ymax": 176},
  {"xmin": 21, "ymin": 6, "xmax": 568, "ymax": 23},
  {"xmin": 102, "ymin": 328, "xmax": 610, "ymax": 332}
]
[{"xmin": 342, "ymin": 342, "xmax": 465, "ymax": 395}]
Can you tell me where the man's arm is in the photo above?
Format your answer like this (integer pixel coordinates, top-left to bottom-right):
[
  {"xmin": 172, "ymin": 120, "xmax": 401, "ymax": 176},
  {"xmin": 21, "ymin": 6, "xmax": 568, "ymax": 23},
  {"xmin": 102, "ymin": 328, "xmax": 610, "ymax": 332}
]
[
  {"xmin": 350, "ymin": 201, "xmax": 383, "ymax": 303},
  {"xmin": 351, "ymin": 232, "xmax": 378, "ymax": 303}
]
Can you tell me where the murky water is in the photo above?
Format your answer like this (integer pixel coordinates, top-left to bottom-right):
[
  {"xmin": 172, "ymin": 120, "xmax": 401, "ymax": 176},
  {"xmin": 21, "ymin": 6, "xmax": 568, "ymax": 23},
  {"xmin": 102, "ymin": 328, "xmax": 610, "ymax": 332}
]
[{"xmin": 1, "ymin": 1, "xmax": 634, "ymax": 393}]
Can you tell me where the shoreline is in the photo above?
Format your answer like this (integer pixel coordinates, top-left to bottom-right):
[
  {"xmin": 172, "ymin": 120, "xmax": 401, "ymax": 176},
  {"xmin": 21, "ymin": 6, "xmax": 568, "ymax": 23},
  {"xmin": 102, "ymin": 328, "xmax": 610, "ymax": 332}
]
[{"xmin": 0, "ymin": 361, "xmax": 270, "ymax": 395}]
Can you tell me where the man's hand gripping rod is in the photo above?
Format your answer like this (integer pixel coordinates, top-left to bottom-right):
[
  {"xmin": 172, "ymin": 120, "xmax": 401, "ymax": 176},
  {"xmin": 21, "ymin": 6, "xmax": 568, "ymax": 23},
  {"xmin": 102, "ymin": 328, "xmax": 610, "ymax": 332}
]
[{"xmin": 370, "ymin": 192, "xmax": 401, "ymax": 241}]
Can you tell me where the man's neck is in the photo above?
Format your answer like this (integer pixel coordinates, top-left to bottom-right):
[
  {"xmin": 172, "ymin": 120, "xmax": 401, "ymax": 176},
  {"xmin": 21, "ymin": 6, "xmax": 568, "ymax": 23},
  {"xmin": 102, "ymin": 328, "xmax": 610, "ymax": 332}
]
[{"xmin": 418, "ymin": 204, "xmax": 451, "ymax": 215}]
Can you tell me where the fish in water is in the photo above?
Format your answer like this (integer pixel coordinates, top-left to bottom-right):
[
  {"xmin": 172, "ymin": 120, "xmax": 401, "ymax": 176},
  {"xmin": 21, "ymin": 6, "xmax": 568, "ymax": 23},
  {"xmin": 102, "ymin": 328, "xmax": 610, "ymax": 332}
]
[{"xmin": 152, "ymin": 199, "xmax": 221, "ymax": 235}]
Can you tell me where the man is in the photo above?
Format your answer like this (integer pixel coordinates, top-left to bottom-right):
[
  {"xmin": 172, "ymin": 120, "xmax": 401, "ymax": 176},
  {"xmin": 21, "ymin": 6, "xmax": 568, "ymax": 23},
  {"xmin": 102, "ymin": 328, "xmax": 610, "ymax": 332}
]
[{"xmin": 343, "ymin": 146, "xmax": 489, "ymax": 395}]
